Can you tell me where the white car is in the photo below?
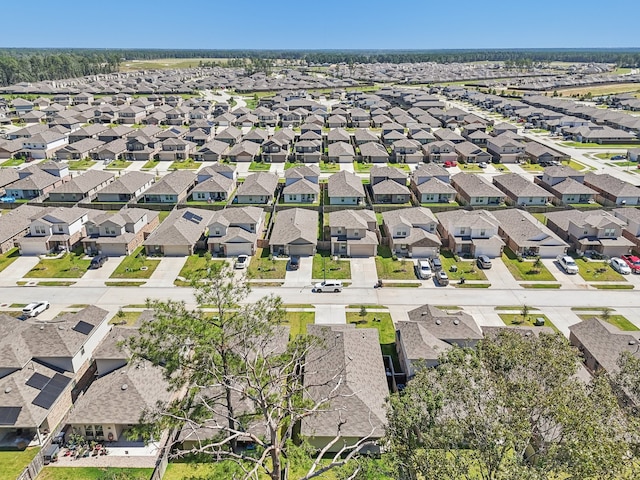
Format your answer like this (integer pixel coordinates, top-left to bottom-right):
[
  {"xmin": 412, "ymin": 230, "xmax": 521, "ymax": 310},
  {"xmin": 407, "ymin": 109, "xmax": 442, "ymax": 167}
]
[
  {"xmin": 557, "ymin": 255, "xmax": 579, "ymax": 274},
  {"xmin": 610, "ymin": 257, "xmax": 632, "ymax": 275},
  {"xmin": 478, "ymin": 162, "xmax": 488, "ymax": 169},
  {"xmin": 313, "ymin": 280, "xmax": 343, "ymax": 293},
  {"xmin": 22, "ymin": 301, "xmax": 50, "ymax": 317},
  {"xmin": 417, "ymin": 260, "xmax": 432, "ymax": 279},
  {"xmin": 234, "ymin": 255, "xmax": 249, "ymax": 269}
]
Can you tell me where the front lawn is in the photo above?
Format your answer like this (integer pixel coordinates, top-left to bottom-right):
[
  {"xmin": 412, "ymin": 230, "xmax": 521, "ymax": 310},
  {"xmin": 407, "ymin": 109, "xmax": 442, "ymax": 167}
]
[
  {"xmin": 574, "ymin": 258, "xmax": 626, "ymax": 282},
  {"xmin": 249, "ymin": 161, "xmax": 271, "ymax": 171},
  {"xmin": 388, "ymin": 162, "xmax": 410, "ymax": 172},
  {"xmin": 354, "ymin": 161, "xmax": 373, "ymax": 173},
  {"xmin": 67, "ymin": 158, "xmax": 97, "ymax": 170},
  {"xmin": 0, "ymin": 157, "xmax": 24, "ymax": 167},
  {"xmin": 459, "ymin": 163, "xmax": 483, "ymax": 172},
  {"xmin": 283, "ymin": 311, "xmax": 315, "ymax": 338},
  {"xmin": 104, "ymin": 159, "xmax": 132, "ymax": 170},
  {"xmin": 169, "ymin": 158, "xmax": 200, "ymax": 170},
  {"xmin": 346, "ymin": 311, "xmax": 400, "ymax": 371},
  {"xmin": 0, "ymin": 447, "xmax": 40, "ymax": 480},
  {"xmin": 25, "ymin": 250, "xmax": 90, "ymax": 278},
  {"xmin": 561, "ymin": 141, "xmax": 640, "ymax": 149},
  {"xmin": 578, "ymin": 313, "xmax": 639, "ymax": 331},
  {"xmin": 141, "ymin": 159, "xmax": 160, "ymax": 170},
  {"xmin": 439, "ymin": 250, "xmax": 487, "ymax": 281},
  {"xmin": 312, "ymin": 253, "xmax": 351, "ymax": 280},
  {"xmin": 520, "ymin": 162, "xmax": 545, "ymax": 172},
  {"xmin": 178, "ymin": 253, "xmax": 226, "ymax": 279},
  {"xmin": 501, "ymin": 248, "xmax": 555, "ymax": 281},
  {"xmin": 499, "ymin": 313, "xmax": 559, "ymax": 332},
  {"xmin": 247, "ymin": 248, "xmax": 287, "ymax": 279},
  {"xmin": 110, "ymin": 247, "xmax": 160, "ymax": 279},
  {"xmin": 319, "ymin": 161, "xmax": 340, "ymax": 173},
  {"xmin": 375, "ymin": 246, "xmax": 418, "ymax": 280},
  {"xmin": 37, "ymin": 467, "xmax": 153, "ymax": 480},
  {"xmin": 0, "ymin": 247, "xmax": 20, "ymax": 272},
  {"xmin": 109, "ymin": 310, "xmax": 143, "ymax": 326}
]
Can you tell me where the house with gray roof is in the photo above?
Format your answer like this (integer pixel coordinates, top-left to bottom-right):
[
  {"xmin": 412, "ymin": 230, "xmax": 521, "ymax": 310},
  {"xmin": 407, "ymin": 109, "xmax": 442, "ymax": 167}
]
[
  {"xmin": 208, "ymin": 206, "xmax": 264, "ymax": 257},
  {"xmin": 410, "ymin": 164, "xmax": 456, "ymax": 204},
  {"xmin": 436, "ymin": 209, "xmax": 505, "ymax": 258},
  {"xmin": 423, "ymin": 140, "xmax": 457, "ymax": 163},
  {"xmin": 0, "ymin": 205, "xmax": 45, "ymax": 253},
  {"xmin": 224, "ymin": 140, "xmax": 261, "ymax": 163},
  {"xmin": 491, "ymin": 209, "xmax": 568, "ymax": 258},
  {"xmin": 329, "ymin": 209, "xmax": 379, "ymax": 257},
  {"xmin": 537, "ymin": 165, "xmax": 597, "ymax": 205},
  {"xmin": 54, "ymin": 138, "xmax": 105, "ymax": 161},
  {"xmin": 382, "ymin": 207, "xmax": 441, "ymax": 258},
  {"xmin": 19, "ymin": 206, "xmax": 92, "ymax": 255},
  {"xmin": 82, "ymin": 208, "xmax": 159, "ymax": 256},
  {"xmin": 302, "ymin": 324, "xmax": 388, "ymax": 453},
  {"xmin": 358, "ymin": 141, "xmax": 390, "ymax": 163},
  {"xmin": 21, "ymin": 131, "xmax": 68, "ymax": 159},
  {"xmin": 194, "ymin": 139, "xmax": 230, "ymax": 161},
  {"xmin": 451, "ymin": 172, "xmax": 505, "ymax": 206},
  {"xmin": 5, "ymin": 167, "xmax": 66, "ymax": 200},
  {"xmin": 524, "ymin": 141, "xmax": 569, "ymax": 164},
  {"xmin": 95, "ymin": 171, "xmax": 155, "ymax": 202},
  {"xmin": 47, "ymin": 170, "xmax": 115, "ymax": 203},
  {"xmin": 486, "ymin": 134, "xmax": 526, "ymax": 163},
  {"xmin": 282, "ymin": 165, "xmax": 320, "ymax": 203},
  {"xmin": 141, "ymin": 170, "xmax": 196, "ymax": 204},
  {"xmin": 369, "ymin": 165, "xmax": 410, "ymax": 204},
  {"xmin": 191, "ymin": 171, "xmax": 235, "ymax": 203},
  {"xmin": 143, "ymin": 207, "xmax": 214, "ymax": 256},
  {"xmin": 492, "ymin": 173, "xmax": 552, "ymax": 206},
  {"xmin": 235, "ymin": 172, "xmax": 278, "ymax": 204},
  {"xmin": 454, "ymin": 141, "xmax": 492, "ymax": 164},
  {"xmin": 269, "ymin": 208, "xmax": 318, "ymax": 256},
  {"xmin": 327, "ymin": 141, "xmax": 355, "ymax": 163},
  {"xmin": 583, "ymin": 172, "xmax": 640, "ymax": 206},
  {"xmin": 612, "ymin": 207, "xmax": 640, "ymax": 250},
  {"xmin": 327, "ymin": 171, "xmax": 365, "ymax": 206}
]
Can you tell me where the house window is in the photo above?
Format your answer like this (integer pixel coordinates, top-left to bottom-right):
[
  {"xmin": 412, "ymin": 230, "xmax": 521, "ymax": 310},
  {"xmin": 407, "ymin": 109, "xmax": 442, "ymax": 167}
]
[
  {"xmin": 288, "ymin": 195, "xmax": 295, "ymax": 201},
  {"xmin": 56, "ymin": 225, "xmax": 64, "ymax": 233},
  {"xmin": 480, "ymin": 229, "xmax": 486, "ymax": 236},
  {"xmin": 604, "ymin": 228, "xmax": 615, "ymax": 237},
  {"xmin": 34, "ymin": 226, "xmax": 46, "ymax": 235},
  {"xmin": 340, "ymin": 197, "xmax": 345, "ymax": 203},
  {"xmin": 80, "ymin": 346, "xmax": 85, "ymax": 356},
  {"xmin": 337, "ymin": 228, "xmax": 342, "ymax": 234},
  {"xmin": 353, "ymin": 229, "xmax": 359, "ymax": 236},
  {"xmin": 429, "ymin": 224, "xmax": 435, "ymax": 232},
  {"xmin": 214, "ymin": 229, "xmax": 220, "ymax": 236},
  {"xmin": 164, "ymin": 195, "xmax": 173, "ymax": 202},
  {"xmin": 460, "ymin": 228, "xmax": 466, "ymax": 235}
]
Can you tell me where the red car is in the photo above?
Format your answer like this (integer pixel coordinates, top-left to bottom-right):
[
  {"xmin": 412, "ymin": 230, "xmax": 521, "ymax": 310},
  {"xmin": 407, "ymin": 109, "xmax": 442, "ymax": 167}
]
[{"xmin": 443, "ymin": 160, "xmax": 457, "ymax": 168}]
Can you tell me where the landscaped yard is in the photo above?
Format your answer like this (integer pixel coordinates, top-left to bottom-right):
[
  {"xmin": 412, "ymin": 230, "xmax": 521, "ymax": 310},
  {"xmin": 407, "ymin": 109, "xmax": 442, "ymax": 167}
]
[
  {"xmin": 178, "ymin": 253, "xmax": 226, "ymax": 279},
  {"xmin": 0, "ymin": 157, "xmax": 24, "ymax": 167},
  {"xmin": 561, "ymin": 141, "xmax": 640, "ymax": 149},
  {"xmin": 67, "ymin": 158, "xmax": 97, "ymax": 170},
  {"xmin": 104, "ymin": 159, "xmax": 132, "ymax": 170},
  {"xmin": 354, "ymin": 161, "xmax": 373, "ymax": 173},
  {"xmin": 312, "ymin": 253, "xmax": 351, "ymax": 280},
  {"xmin": 109, "ymin": 310, "xmax": 143, "ymax": 326},
  {"xmin": 0, "ymin": 247, "xmax": 20, "ymax": 272},
  {"xmin": 110, "ymin": 247, "xmax": 160, "ymax": 279},
  {"xmin": 283, "ymin": 311, "xmax": 315, "ymax": 338},
  {"xmin": 439, "ymin": 250, "xmax": 488, "ymax": 281},
  {"xmin": 169, "ymin": 158, "xmax": 200, "ymax": 170},
  {"xmin": 532, "ymin": 213, "xmax": 547, "ymax": 224},
  {"xmin": 574, "ymin": 258, "xmax": 626, "ymax": 282},
  {"xmin": 499, "ymin": 313, "xmax": 558, "ymax": 332},
  {"xmin": 25, "ymin": 250, "xmax": 90, "ymax": 278},
  {"xmin": 459, "ymin": 163, "xmax": 483, "ymax": 172},
  {"xmin": 0, "ymin": 447, "xmax": 40, "ymax": 480},
  {"xmin": 566, "ymin": 159, "xmax": 593, "ymax": 171},
  {"xmin": 319, "ymin": 161, "xmax": 340, "ymax": 173},
  {"xmin": 502, "ymin": 248, "xmax": 555, "ymax": 281},
  {"xmin": 249, "ymin": 161, "xmax": 271, "ymax": 171},
  {"xmin": 247, "ymin": 248, "xmax": 287, "ymax": 279},
  {"xmin": 346, "ymin": 311, "xmax": 400, "ymax": 371},
  {"xmin": 375, "ymin": 246, "xmax": 418, "ymax": 280},
  {"xmin": 37, "ymin": 467, "xmax": 153, "ymax": 480},
  {"xmin": 520, "ymin": 162, "xmax": 545, "ymax": 172},
  {"xmin": 141, "ymin": 159, "xmax": 160, "ymax": 170},
  {"xmin": 578, "ymin": 313, "xmax": 639, "ymax": 331}
]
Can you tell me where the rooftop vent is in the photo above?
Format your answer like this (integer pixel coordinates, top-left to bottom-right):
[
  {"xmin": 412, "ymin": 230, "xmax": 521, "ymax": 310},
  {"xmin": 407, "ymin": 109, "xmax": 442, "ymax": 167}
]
[
  {"xmin": 121, "ymin": 384, "xmax": 128, "ymax": 391},
  {"xmin": 4, "ymin": 387, "xmax": 11, "ymax": 394},
  {"xmin": 453, "ymin": 319, "xmax": 460, "ymax": 325},
  {"xmin": 435, "ymin": 319, "xmax": 441, "ymax": 325}
]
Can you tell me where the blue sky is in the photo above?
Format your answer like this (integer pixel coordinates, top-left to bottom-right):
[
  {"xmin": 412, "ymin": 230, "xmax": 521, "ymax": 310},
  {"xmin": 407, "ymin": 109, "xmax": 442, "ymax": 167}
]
[{"xmin": 3, "ymin": 0, "xmax": 639, "ymax": 49}]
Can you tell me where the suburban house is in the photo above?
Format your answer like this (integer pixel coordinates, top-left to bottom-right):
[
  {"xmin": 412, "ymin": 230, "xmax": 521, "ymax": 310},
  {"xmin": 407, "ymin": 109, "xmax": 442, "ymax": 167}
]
[
  {"xmin": 410, "ymin": 164, "xmax": 457, "ymax": 204},
  {"xmin": 93, "ymin": 139, "xmax": 127, "ymax": 161},
  {"xmin": 329, "ymin": 209, "xmax": 379, "ymax": 257},
  {"xmin": 191, "ymin": 171, "xmax": 236, "ymax": 203},
  {"xmin": 141, "ymin": 170, "xmax": 196, "ymax": 204},
  {"xmin": 327, "ymin": 171, "xmax": 366, "ymax": 206},
  {"xmin": 282, "ymin": 165, "xmax": 320, "ymax": 203},
  {"xmin": 396, "ymin": 305, "xmax": 483, "ymax": 376},
  {"xmin": 261, "ymin": 137, "xmax": 290, "ymax": 163},
  {"xmin": 235, "ymin": 172, "xmax": 278, "ymax": 204},
  {"xmin": 423, "ymin": 140, "xmax": 457, "ymax": 163},
  {"xmin": 224, "ymin": 141, "xmax": 261, "ymax": 163},
  {"xmin": 455, "ymin": 141, "xmax": 492, "ymax": 164},
  {"xmin": 197, "ymin": 163, "xmax": 237, "ymax": 183},
  {"xmin": 21, "ymin": 131, "xmax": 68, "ymax": 159},
  {"xmin": 525, "ymin": 142, "xmax": 569, "ymax": 164},
  {"xmin": 194, "ymin": 140, "xmax": 229, "ymax": 161},
  {"xmin": 583, "ymin": 172, "xmax": 640, "ymax": 206},
  {"xmin": 492, "ymin": 209, "xmax": 569, "ymax": 258},
  {"xmin": 370, "ymin": 165, "xmax": 410, "ymax": 204},
  {"xmin": 492, "ymin": 173, "xmax": 552, "ymax": 206},
  {"xmin": 392, "ymin": 138, "xmax": 423, "ymax": 163},
  {"xmin": 293, "ymin": 139, "xmax": 322, "ymax": 163},
  {"xmin": 381, "ymin": 207, "xmax": 441, "ymax": 258},
  {"xmin": 612, "ymin": 207, "xmax": 640, "ymax": 250},
  {"xmin": 486, "ymin": 135, "xmax": 526, "ymax": 163},
  {"xmin": 269, "ymin": 208, "xmax": 318, "ymax": 256},
  {"xmin": 82, "ymin": 208, "xmax": 160, "ymax": 256},
  {"xmin": 537, "ymin": 165, "xmax": 597, "ymax": 205},
  {"xmin": 301, "ymin": 324, "xmax": 388, "ymax": 453},
  {"xmin": 47, "ymin": 170, "xmax": 115, "ymax": 203},
  {"xmin": 0, "ymin": 205, "xmax": 45, "ymax": 254},
  {"xmin": 358, "ymin": 141, "xmax": 390, "ymax": 163},
  {"xmin": 54, "ymin": 138, "xmax": 105, "ymax": 161},
  {"xmin": 327, "ymin": 141, "xmax": 356, "ymax": 163},
  {"xmin": 5, "ymin": 168, "xmax": 66, "ymax": 200},
  {"xmin": 0, "ymin": 139, "xmax": 24, "ymax": 159},
  {"xmin": 143, "ymin": 208, "xmax": 214, "ymax": 256},
  {"xmin": 451, "ymin": 172, "xmax": 505, "ymax": 206},
  {"xmin": 123, "ymin": 135, "xmax": 160, "ymax": 161},
  {"xmin": 157, "ymin": 138, "xmax": 197, "ymax": 161},
  {"xmin": 19, "ymin": 206, "xmax": 92, "ymax": 255},
  {"xmin": 207, "ymin": 206, "xmax": 264, "ymax": 257},
  {"xmin": 545, "ymin": 209, "xmax": 634, "ymax": 257},
  {"xmin": 436, "ymin": 209, "xmax": 505, "ymax": 258},
  {"xmin": 95, "ymin": 171, "xmax": 155, "ymax": 202}
]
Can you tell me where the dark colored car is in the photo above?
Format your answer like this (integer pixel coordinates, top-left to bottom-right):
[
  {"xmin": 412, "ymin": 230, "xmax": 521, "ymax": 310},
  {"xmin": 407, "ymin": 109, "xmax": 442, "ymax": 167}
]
[
  {"xmin": 90, "ymin": 254, "xmax": 108, "ymax": 269},
  {"xmin": 430, "ymin": 257, "xmax": 443, "ymax": 272},
  {"xmin": 289, "ymin": 255, "xmax": 300, "ymax": 270}
]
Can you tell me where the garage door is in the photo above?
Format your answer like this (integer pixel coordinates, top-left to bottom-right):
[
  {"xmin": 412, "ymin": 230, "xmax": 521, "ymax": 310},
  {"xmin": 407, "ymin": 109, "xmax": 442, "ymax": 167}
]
[
  {"xmin": 349, "ymin": 244, "xmax": 375, "ymax": 257},
  {"xmin": 411, "ymin": 247, "xmax": 438, "ymax": 258},
  {"xmin": 163, "ymin": 245, "xmax": 191, "ymax": 257},
  {"xmin": 19, "ymin": 241, "xmax": 48, "ymax": 256},
  {"xmin": 288, "ymin": 244, "xmax": 315, "ymax": 256},
  {"xmin": 225, "ymin": 243, "xmax": 252, "ymax": 257},
  {"xmin": 99, "ymin": 244, "xmax": 128, "ymax": 257}
]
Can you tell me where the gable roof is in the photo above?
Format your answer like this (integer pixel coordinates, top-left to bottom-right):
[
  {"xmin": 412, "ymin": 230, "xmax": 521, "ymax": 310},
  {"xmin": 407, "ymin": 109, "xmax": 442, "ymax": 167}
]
[
  {"xmin": 236, "ymin": 172, "xmax": 278, "ymax": 197},
  {"xmin": 144, "ymin": 208, "xmax": 214, "ymax": 246},
  {"xmin": 97, "ymin": 171, "xmax": 154, "ymax": 195},
  {"xmin": 270, "ymin": 208, "xmax": 318, "ymax": 246},
  {"xmin": 327, "ymin": 171, "xmax": 365, "ymax": 198},
  {"xmin": 143, "ymin": 170, "xmax": 196, "ymax": 196}
]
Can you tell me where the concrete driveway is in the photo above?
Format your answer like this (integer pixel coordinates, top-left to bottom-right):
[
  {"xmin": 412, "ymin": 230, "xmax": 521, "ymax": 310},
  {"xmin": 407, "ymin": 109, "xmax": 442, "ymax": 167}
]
[
  {"xmin": 314, "ymin": 304, "xmax": 346, "ymax": 324},
  {"xmin": 0, "ymin": 256, "xmax": 40, "ymax": 285},
  {"xmin": 82, "ymin": 256, "xmax": 123, "ymax": 282},
  {"xmin": 482, "ymin": 258, "xmax": 521, "ymax": 289},
  {"xmin": 284, "ymin": 256, "xmax": 313, "ymax": 287},
  {"xmin": 541, "ymin": 259, "xmax": 589, "ymax": 288},
  {"xmin": 349, "ymin": 257, "xmax": 378, "ymax": 287},
  {"xmin": 144, "ymin": 257, "xmax": 187, "ymax": 287}
]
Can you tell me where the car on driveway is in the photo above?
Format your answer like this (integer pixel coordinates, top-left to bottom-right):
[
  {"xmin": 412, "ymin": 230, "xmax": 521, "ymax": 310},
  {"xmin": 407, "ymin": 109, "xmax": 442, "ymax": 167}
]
[
  {"xmin": 557, "ymin": 255, "xmax": 579, "ymax": 274},
  {"xmin": 234, "ymin": 255, "xmax": 249, "ymax": 269},
  {"xmin": 476, "ymin": 255, "xmax": 492, "ymax": 269},
  {"xmin": 430, "ymin": 257, "xmax": 443, "ymax": 272},
  {"xmin": 478, "ymin": 162, "xmax": 488, "ymax": 169},
  {"xmin": 22, "ymin": 301, "xmax": 50, "ymax": 317},
  {"xmin": 610, "ymin": 257, "xmax": 632, "ymax": 275},
  {"xmin": 435, "ymin": 271, "xmax": 449, "ymax": 286},
  {"xmin": 90, "ymin": 254, "xmax": 108, "ymax": 269},
  {"xmin": 443, "ymin": 160, "xmax": 457, "ymax": 168},
  {"xmin": 288, "ymin": 255, "xmax": 300, "ymax": 271},
  {"xmin": 416, "ymin": 260, "xmax": 432, "ymax": 279}
]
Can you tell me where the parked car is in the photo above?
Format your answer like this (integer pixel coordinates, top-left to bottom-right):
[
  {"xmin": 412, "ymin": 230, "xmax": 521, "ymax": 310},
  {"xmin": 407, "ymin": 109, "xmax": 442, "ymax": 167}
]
[
  {"xmin": 90, "ymin": 254, "xmax": 108, "ymax": 269},
  {"xmin": 22, "ymin": 301, "xmax": 50, "ymax": 317},
  {"xmin": 234, "ymin": 255, "xmax": 249, "ymax": 269},
  {"xmin": 43, "ymin": 444, "xmax": 60, "ymax": 465},
  {"xmin": 557, "ymin": 255, "xmax": 579, "ymax": 274},
  {"xmin": 288, "ymin": 255, "xmax": 300, "ymax": 271},
  {"xmin": 611, "ymin": 155, "xmax": 625, "ymax": 160},
  {"xmin": 621, "ymin": 254, "xmax": 640, "ymax": 273},
  {"xmin": 443, "ymin": 160, "xmax": 457, "ymax": 168},
  {"xmin": 476, "ymin": 255, "xmax": 492, "ymax": 269},
  {"xmin": 430, "ymin": 257, "xmax": 443, "ymax": 272},
  {"xmin": 417, "ymin": 260, "xmax": 432, "ymax": 279},
  {"xmin": 435, "ymin": 270, "xmax": 449, "ymax": 286},
  {"xmin": 610, "ymin": 257, "xmax": 632, "ymax": 275},
  {"xmin": 313, "ymin": 280, "xmax": 343, "ymax": 293},
  {"xmin": 478, "ymin": 162, "xmax": 488, "ymax": 169}
]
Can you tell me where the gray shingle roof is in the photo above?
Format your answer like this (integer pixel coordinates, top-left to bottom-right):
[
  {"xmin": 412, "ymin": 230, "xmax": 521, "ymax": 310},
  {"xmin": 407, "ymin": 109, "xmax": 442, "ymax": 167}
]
[
  {"xmin": 143, "ymin": 170, "xmax": 196, "ymax": 196},
  {"xmin": 144, "ymin": 208, "xmax": 214, "ymax": 247},
  {"xmin": 97, "ymin": 171, "xmax": 154, "ymax": 195},
  {"xmin": 327, "ymin": 171, "xmax": 365, "ymax": 198},
  {"xmin": 270, "ymin": 208, "xmax": 318, "ymax": 246},
  {"xmin": 236, "ymin": 172, "xmax": 278, "ymax": 197}
]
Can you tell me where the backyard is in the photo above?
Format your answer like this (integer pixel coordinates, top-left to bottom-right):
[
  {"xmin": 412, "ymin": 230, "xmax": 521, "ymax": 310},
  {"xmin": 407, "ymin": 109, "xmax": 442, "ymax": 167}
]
[
  {"xmin": 247, "ymin": 248, "xmax": 287, "ymax": 279},
  {"xmin": 110, "ymin": 246, "xmax": 160, "ymax": 279},
  {"xmin": 501, "ymin": 248, "xmax": 555, "ymax": 281},
  {"xmin": 0, "ymin": 447, "xmax": 40, "ymax": 480},
  {"xmin": 439, "ymin": 250, "xmax": 488, "ymax": 281},
  {"xmin": 36, "ymin": 467, "xmax": 153, "ymax": 480},
  {"xmin": 25, "ymin": 249, "xmax": 91, "ymax": 278},
  {"xmin": 312, "ymin": 253, "xmax": 351, "ymax": 280},
  {"xmin": 374, "ymin": 246, "xmax": 418, "ymax": 280}
]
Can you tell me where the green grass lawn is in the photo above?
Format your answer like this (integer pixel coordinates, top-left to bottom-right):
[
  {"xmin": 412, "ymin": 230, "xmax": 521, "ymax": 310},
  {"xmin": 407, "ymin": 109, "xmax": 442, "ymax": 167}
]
[
  {"xmin": 141, "ymin": 159, "xmax": 160, "ymax": 170},
  {"xmin": 158, "ymin": 211, "xmax": 171, "ymax": 223},
  {"xmin": 25, "ymin": 250, "xmax": 90, "ymax": 278},
  {"xmin": 346, "ymin": 311, "xmax": 400, "ymax": 371},
  {"xmin": 104, "ymin": 159, "xmax": 132, "ymax": 170},
  {"xmin": 459, "ymin": 163, "xmax": 483, "ymax": 172},
  {"xmin": 566, "ymin": 159, "xmax": 593, "ymax": 171},
  {"xmin": 0, "ymin": 247, "xmax": 20, "ymax": 273},
  {"xmin": 37, "ymin": 467, "xmax": 153, "ymax": 480},
  {"xmin": 499, "ymin": 313, "xmax": 558, "ymax": 332},
  {"xmin": 178, "ymin": 253, "xmax": 225, "ymax": 279},
  {"xmin": 169, "ymin": 158, "xmax": 200, "ymax": 170},
  {"xmin": 592, "ymin": 284, "xmax": 634, "ymax": 289},
  {"xmin": 574, "ymin": 258, "xmax": 626, "ymax": 282},
  {"xmin": 354, "ymin": 161, "xmax": 373, "ymax": 173},
  {"xmin": 439, "ymin": 250, "xmax": 487, "ymax": 281},
  {"xmin": 312, "ymin": 253, "xmax": 351, "ymax": 279},
  {"xmin": 67, "ymin": 158, "xmax": 97, "ymax": 170},
  {"xmin": 247, "ymin": 248, "xmax": 287, "ymax": 279},
  {"xmin": 519, "ymin": 162, "xmax": 545, "ymax": 172},
  {"xmin": 561, "ymin": 141, "xmax": 640, "ymax": 149},
  {"xmin": 501, "ymin": 248, "xmax": 555, "ymax": 281},
  {"xmin": 521, "ymin": 283, "xmax": 562, "ymax": 289},
  {"xmin": 319, "ymin": 161, "xmax": 340, "ymax": 173},
  {"xmin": 594, "ymin": 152, "xmax": 621, "ymax": 160},
  {"xmin": 109, "ymin": 310, "xmax": 143, "ymax": 326},
  {"xmin": 110, "ymin": 247, "xmax": 160, "ymax": 279},
  {"xmin": 0, "ymin": 447, "xmax": 40, "ymax": 480},
  {"xmin": 249, "ymin": 161, "xmax": 271, "ymax": 171},
  {"xmin": 578, "ymin": 313, "xmax": 639, "ymax": 331},
  {"xmin": 375, "ymin": 246, "xmax": 418, "ymax": 280},
  {"xmin": 388, "ymin": 162, "xmax": 410, "ymax": 172},
  {"xmin": 283, "ymin": 311, "xmax": 315, "ymax": 338},
  {"xmin": 1, "ymin": 157, "xmax": 24, "ymax": 167},
  {"xmin": 532, "ymin": 213, "xmax": 547, "ymax": 224}
]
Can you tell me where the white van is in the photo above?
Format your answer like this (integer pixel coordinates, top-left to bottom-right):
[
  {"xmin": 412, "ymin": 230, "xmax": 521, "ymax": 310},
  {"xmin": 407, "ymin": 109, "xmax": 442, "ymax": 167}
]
[{"xmin": 313, "ymin": 280, "xmax": 343, "ymax": 293}]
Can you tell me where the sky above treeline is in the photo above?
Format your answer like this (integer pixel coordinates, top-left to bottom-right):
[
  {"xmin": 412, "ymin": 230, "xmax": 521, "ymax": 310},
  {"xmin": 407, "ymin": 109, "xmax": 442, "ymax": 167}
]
[{"xmin": 3, "ymin": 0, "xmax": 639, "ymax": 50}]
